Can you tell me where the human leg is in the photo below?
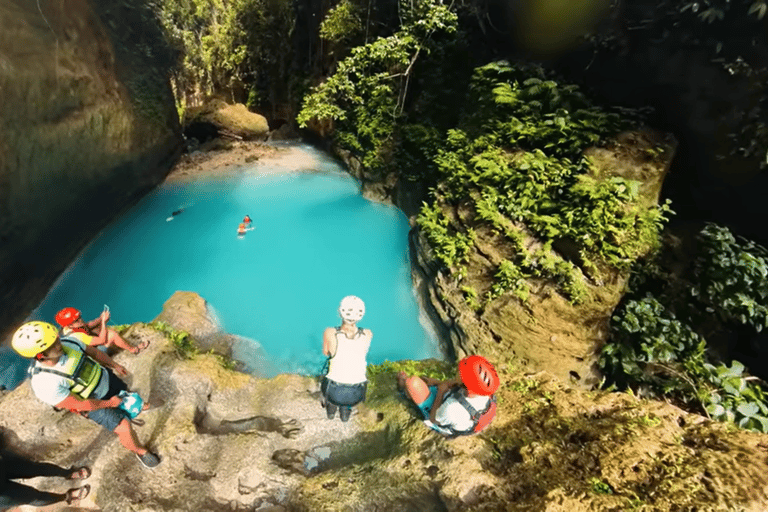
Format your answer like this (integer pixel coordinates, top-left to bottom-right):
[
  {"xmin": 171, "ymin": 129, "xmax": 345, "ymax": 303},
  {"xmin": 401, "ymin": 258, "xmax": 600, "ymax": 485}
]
[
  {"xmin": 0, "ymin": 480, "xmax": 67, "ymax": 508},
  {"xmin": 0, "ymin": 451, "xmax": 70, "ymax": 480},
  {"xmin": 113, "ymin": 418, "xmax": 146, "ymax": 455},
  {"xmin": 320, "ymin": 377, "xmax": 337, "ymax": 419},
  {"xmin": 106, "ymin": 328, "xmax": 147, "ymax": 353},
  {"xmin": 403, "ymin": 375, "xmax": 431, "ymax": 404}
]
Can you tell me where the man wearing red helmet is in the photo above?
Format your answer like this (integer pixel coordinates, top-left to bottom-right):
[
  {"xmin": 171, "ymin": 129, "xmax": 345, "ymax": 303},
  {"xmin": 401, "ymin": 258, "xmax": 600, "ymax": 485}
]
[
  {"xmin": 55, "ymin": 307, "xmax": 148, "ymax": 354},
  {"xmin": 398, "ymin": 355, "xmax": 500, "ymax": 437}
]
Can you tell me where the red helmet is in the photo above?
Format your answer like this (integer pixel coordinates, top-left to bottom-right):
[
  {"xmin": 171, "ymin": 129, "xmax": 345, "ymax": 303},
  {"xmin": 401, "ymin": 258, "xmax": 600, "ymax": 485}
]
[
  {"xmin": 55, "ymin": 307, "xmax": 81, "ymax": 327},
  {"xmin": 459, "ymin": 355, "xmax": 500, "ymax": 395}
]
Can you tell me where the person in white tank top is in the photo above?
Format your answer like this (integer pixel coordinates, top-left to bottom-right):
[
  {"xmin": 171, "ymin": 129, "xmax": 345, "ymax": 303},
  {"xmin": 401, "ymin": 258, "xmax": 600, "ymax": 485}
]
[{"xmin": 321, "ymin": 296, "xmax": 373, "ymax": 422}]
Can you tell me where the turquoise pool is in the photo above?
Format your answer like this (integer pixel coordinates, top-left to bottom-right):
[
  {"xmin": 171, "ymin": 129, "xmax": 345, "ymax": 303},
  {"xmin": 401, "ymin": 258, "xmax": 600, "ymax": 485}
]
[{"xmin": 33, "ymin": 145, "xmax": 441, "ymax": 377}]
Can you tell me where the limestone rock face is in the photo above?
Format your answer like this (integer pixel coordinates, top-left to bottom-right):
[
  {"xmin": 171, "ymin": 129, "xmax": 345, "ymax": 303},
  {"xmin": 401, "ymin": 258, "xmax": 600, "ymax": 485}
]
[
  {"xmin": 0, "ymin": 0, "xmax": 182, "ymax": 340},
  {"xmin": 408, "ymin": 129, "xmax": 677, "ymax": 387},
  {"xmin": 184, "ymin": 100, "xmax": 270, "ymax": 141},
  {"xmin": 153, "ymin": 291, "xmax": 220, "ymax": 347},
  {"xmin": 0, "ymin": 320, "xmax": 362, "ymax": 512}
]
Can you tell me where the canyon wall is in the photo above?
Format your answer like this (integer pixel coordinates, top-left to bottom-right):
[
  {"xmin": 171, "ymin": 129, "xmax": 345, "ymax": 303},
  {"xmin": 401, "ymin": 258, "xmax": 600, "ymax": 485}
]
[{"xmin": 0, "ymin": 0, "xmax": 183, "ymax": 339}]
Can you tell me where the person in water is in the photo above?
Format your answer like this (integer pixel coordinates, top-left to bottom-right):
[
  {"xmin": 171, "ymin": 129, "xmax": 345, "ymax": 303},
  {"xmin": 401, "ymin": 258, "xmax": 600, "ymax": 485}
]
[
  {"xmin": 0, "ymin": 450, "xmax": 91, "ymax": 508},
  {"xmin": 237, "ymin": 222, "xmax": 247, "ymax": 236},
  {"xmin": 243, "ymin": 215, "xmax": 252, "ymax": 226},
  {"xmin": 321, "ymin": 296, "xmax": 372, "ymax": 422},
  {"xmin": 11, "ymin": 322, "xmax": 161, "ymax": 468},
  {"xmin": 55, "ymin": 307, "xmax": 148, "ymax": 354},
  {"xmin": 398, "ymin": 355, "xmax": 500, "ymax": 437}
]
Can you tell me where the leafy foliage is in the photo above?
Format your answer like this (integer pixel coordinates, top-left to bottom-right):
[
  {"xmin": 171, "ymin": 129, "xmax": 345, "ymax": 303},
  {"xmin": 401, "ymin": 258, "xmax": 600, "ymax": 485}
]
[
  {"xmin": 320, "ymin": 0, "xmax": 363, "ymax": 43},
  {"xmin": 148, "ymin": 321, "xmax": 197, "ymax": 360},
  {"xmin": 298, "ymin": 0, "xmax": 458, "ymax": 169},
  {"xmin": 416, "ymin": 202, "xmax": 475, "ymax": 272},
  {"xmin": 412, "ymin": 61, "xmax": 670, "ymax": 303},
  {"xmin": 153, "ymin": 0, "xmax": 294, "ymax": 106},
  {"xmin": 691, "ymin": 223, "xmax": 768, "ymax": 331},
  {"xmin": 601, "ymin": 297, "xmax": 768, "ymax": 433}
]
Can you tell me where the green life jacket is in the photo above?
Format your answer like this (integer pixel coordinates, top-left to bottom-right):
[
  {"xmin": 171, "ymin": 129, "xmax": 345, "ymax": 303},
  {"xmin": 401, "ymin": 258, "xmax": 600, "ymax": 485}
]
[{"xmin": 29, "ymin": 337, "xmax": 103, "ymax": 399}]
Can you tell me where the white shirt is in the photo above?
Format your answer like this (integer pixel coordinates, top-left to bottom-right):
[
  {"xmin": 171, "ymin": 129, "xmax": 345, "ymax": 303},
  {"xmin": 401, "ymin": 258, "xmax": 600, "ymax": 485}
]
[
  {"xmin": 29, "ymin": 340, "xmax": 109, "ymax": 406},
  {"xmin": 326, "ymin": 328, "xmax": 371, "ymax": 384},
  {"xmin": 434, "ymin": 391, "xmax": 490, "ymax": 432}
]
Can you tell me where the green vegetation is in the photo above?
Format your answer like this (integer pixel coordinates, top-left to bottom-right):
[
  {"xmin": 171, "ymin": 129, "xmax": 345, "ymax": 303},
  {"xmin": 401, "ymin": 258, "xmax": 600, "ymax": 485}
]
[
  {"xmin": 365, "ymin": 359, "xmax": 453, "ymax": 410},
  {"xmin": 153, "ymin": 0, "xmax": 294, "ymax": 110},
  {"xmin": 590, "ymin": 477, "xmax": 613, "ymax": 495},
  {"xmin": 298, "ymin": 0, "xmax": 458, "ymax": 169},
  {"xmin": 413, "ymin": 61, "xmax": 670, "ymax": 303},
  {"xmin": 148, "ymin": 321, "xmax": 198, "ymax": 359},
  {"xmin": 299, "ymin": 0, "xmax": 674, "ymax": 306},
  {"xmin": 692, "ymin": 223, "xmax": 768, "ymax": 331},
  {"xmin": 601, "ymin": 224, "xmax": 768, "ymax": 433},
  {"xmin": 319, "ymin": 0, "xmax": 362, "ymax": 43}
]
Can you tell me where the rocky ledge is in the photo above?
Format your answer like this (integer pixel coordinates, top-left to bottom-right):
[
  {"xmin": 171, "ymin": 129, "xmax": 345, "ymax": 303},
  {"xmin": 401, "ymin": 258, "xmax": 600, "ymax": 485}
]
[{"xmin": 1, "ymin": 291, "xmax": 767, "ymax": 511}]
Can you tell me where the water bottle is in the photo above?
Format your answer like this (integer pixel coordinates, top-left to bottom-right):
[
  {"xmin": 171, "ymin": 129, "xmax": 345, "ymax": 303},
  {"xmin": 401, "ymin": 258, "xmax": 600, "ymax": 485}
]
[{"xmin": 117, "ymin": 390, "xmax": 144, "ymax": 419}]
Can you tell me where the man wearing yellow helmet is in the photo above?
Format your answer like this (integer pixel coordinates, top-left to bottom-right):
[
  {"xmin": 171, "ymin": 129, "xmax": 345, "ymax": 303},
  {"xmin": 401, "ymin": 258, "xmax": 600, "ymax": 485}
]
[{"xmin": 11, "ymin": 322, "xmax": 160, "ymax": 468}]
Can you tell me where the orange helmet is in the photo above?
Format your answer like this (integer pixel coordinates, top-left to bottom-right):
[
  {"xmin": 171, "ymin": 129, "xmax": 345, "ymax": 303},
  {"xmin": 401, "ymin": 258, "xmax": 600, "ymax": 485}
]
[
  {"xmin": 55, "ymin": 307, "xmax": 81, "ymax": 327},
  {"xmin": 459, "ymin": 355, "xmax": 500, "ymax": 395}
]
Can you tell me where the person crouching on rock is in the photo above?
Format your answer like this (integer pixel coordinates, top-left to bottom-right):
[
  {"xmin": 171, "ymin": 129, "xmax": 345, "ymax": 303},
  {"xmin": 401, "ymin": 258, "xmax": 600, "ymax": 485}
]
[
  {"xmin": 55, "ymin": 307, "xmax": 148, "ymax": 354},
  {"xmin": 11, "ymin": 322, "xmax": 161, "ymax": 468},
  {"xmin": 398, "ymin": 355, "xmax": 500, "ymax": 437},
  {"xmin": 321, "ymin": 296, "xmax": 373, "ymax": 422}
]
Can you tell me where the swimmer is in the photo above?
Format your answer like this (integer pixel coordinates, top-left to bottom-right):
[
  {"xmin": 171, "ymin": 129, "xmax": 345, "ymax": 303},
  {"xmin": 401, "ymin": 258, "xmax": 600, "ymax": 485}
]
[
  {"xmin": 166, "ymin": 207, "xmax": 185, "ymax": 222},
  {"xmin": 237, "ymin": 223, "xmax": 247, "ymax": 236},
  {"xmin": 243, "ymin": 215, "xmax": 252, "ymax": 226}
]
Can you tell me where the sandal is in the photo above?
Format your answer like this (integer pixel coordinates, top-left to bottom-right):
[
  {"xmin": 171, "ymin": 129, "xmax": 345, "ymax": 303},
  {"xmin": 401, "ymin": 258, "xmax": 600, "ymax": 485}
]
[
  {"xmin": 68, "ymin": 466, "xmax": 91, "ymax": 480},
  {"xmin": 131, "ymin": 340, "xmax": 150, "ymax": 354},
  {"xmin": 66, "ymin": 484, "xmax": 90, "ymax": 505}
]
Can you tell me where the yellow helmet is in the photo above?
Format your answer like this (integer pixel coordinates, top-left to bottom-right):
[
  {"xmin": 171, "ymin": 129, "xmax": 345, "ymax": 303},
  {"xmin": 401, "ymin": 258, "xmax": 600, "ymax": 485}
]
[{"xmin": 12, "ymin": 321, "xmax": 59, "ymax": 358}]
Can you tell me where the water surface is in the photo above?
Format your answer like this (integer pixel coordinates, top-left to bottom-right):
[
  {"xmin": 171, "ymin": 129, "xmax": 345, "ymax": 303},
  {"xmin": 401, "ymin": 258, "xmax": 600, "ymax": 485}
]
[{"xmin": 34, "ymin": 145, "xmax": 441, "ymax": 377}]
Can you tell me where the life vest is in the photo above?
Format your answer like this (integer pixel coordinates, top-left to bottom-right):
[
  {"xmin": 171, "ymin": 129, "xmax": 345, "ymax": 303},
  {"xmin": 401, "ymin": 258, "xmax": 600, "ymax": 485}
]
[
  {"xmin": 441, "ymin": 386, "xmax": 497, "ymax": 436},
  {"xmin": 28, "ymin": 337, "xmax": 103, "ymax": 399}
]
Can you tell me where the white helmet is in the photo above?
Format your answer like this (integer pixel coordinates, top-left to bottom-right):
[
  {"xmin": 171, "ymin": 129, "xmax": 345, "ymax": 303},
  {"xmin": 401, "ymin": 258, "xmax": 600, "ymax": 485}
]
[{"xmin": 339, "ymin": 296, "xmax": 365, "ymax": 323}]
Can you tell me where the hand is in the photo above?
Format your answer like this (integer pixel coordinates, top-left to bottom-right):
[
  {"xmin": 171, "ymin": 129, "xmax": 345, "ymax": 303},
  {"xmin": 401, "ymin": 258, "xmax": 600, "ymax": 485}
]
[
  {"xmin": 112, "ymin": 364, "xmax": 128, "ymax": 377},
  {"xmin": 107, "ymin": 396, "xmax": 123, "ymax": 408},
  {"xmin": 101, "ymin": 310, "xmax": 111, "ymax": 322}
]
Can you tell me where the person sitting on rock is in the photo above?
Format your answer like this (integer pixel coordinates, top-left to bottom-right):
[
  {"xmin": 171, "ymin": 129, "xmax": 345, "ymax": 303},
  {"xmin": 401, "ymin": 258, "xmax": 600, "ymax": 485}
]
[
  {"xmin": 55, "ymin": 307, "xmax": 148, "ymax": 354},
  {"xmin": 0, "ymin": 449, "xmax": 91, "ymax": 508},
  {"xmin": 321, "ymin": 296, "xmax": 372, "ymax": 422},
  {"xmin": 398, "ymin": 355, "xmax": 500, "ymax": 437},
  {"xmin": 11, "ymin": 322, "xmax": 161, "ymax": 468}
]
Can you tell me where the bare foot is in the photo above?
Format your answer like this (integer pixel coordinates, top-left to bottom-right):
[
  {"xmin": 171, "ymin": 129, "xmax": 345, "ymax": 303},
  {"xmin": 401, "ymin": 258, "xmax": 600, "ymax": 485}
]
[{"xmin": 132, "ymin": 340, "xmax": 150, "ymax": 354}]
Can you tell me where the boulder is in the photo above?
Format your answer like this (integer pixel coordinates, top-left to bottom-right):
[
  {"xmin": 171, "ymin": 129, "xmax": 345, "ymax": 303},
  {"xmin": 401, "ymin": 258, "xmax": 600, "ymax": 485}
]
[{"xmin": 184, "ymin": 100, "xmax": 269, "ymax": 141}]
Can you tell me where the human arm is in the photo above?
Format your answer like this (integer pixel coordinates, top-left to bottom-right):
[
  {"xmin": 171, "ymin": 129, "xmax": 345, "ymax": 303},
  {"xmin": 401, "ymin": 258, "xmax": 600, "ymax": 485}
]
[
  {"xmin": 83, "ymin": 344, "xmax": 128, "ymax": 377},
  {"xmin": 90, "ymin": 313, "xmax": 109, "ymax": 346},
  {"xmin": 428, "ymin": 378, "xmax": 462, "ymax": 424},
  {"xmin": 322, "ymin": 328, "xmax": 337, "ymax": 357},
  {"xmin": 56, "ymin": 393, "xmax": 122, "ymax": 412}
]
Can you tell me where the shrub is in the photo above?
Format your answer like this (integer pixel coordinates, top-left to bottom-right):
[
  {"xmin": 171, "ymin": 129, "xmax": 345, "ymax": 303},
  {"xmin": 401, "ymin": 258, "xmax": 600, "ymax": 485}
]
[
  {"xmin": 601, "ymin": 297, "xmax": 768, "ymax": 433},
  {"xmin": 691, "ymin": 223, "xmax": 768, "ymax": 331}
]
